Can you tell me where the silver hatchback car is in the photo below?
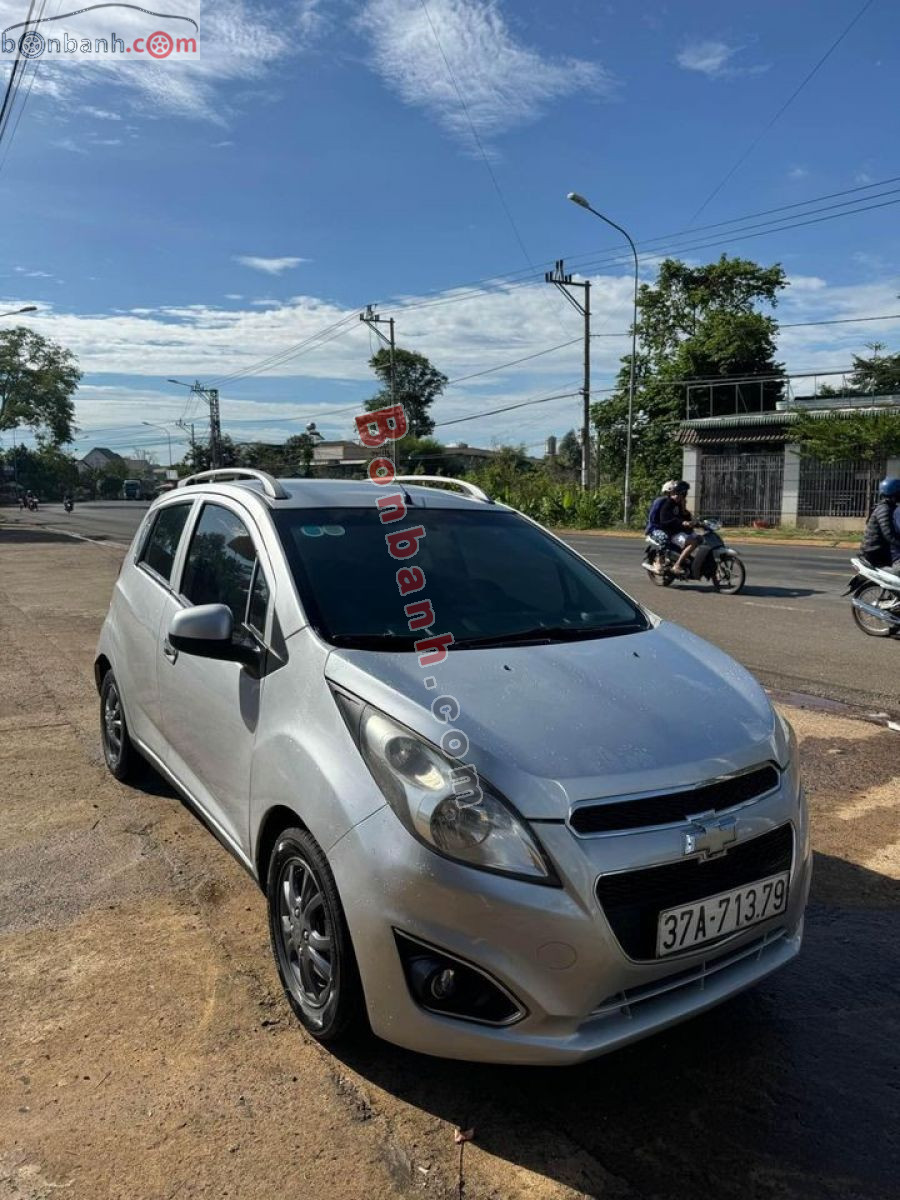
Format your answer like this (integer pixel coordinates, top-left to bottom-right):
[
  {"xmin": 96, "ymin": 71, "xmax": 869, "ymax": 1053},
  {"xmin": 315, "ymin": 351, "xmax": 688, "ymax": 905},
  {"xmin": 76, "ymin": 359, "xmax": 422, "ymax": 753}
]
[{"xmin": 96, "ymin": 468, "xmax": 810, "ymax": 1065}]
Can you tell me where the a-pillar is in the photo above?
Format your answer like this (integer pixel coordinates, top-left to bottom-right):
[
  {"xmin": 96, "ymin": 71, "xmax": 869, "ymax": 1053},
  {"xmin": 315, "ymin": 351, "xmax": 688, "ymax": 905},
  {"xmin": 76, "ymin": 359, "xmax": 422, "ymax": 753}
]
[{"xmin": 781, "ymin": 443, "xmax": 801, "ymax": 526}]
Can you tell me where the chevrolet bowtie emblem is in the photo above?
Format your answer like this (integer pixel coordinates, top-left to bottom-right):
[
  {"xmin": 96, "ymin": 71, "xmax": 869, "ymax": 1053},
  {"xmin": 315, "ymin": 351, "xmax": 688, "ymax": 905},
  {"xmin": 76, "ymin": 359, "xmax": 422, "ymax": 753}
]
[{"xmin": 683, "ymin": 816, "xmax": 737, "ymax": 859}]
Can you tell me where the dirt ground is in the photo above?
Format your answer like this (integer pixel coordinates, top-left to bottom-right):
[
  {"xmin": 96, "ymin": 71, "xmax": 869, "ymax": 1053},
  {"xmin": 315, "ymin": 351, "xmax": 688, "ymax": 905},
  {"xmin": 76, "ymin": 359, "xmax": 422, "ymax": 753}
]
[{"xmin": 1, "ymin": 533, "xmax": 898, "ymax": 1200}]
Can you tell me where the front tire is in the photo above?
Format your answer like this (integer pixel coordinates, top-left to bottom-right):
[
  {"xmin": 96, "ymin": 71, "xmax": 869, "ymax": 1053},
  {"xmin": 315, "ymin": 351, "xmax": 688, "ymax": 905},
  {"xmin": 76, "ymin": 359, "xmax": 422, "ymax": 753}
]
[
  {"xmin": 267, "ymin": 827, "xmax": 365, "ymax": 1044},
  {"xmin": 100, "ymin": 670, "xmax": 136, "ymax": 781},
  {"xmin": 715, "ymin": 554, "xmax": 746, "ymax": 594}
]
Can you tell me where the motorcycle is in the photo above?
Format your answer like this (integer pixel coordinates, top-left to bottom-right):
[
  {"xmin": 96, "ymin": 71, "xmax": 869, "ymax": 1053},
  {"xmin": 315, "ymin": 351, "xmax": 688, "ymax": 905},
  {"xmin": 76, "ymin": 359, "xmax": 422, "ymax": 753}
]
[
  {"xmin": 641, "ymin": 519, "xmax": 747, "ymax": 593},
  {"xmin": 26, "ymin": 496, "xmax": 38, "ymax": 512},
  {"xmin": 63, "ymin": 497, "xmax": 74, "ymax": 513},
  {"xmin": 846, "ymin": 556, "xmax": 900, "ymax": 637}
]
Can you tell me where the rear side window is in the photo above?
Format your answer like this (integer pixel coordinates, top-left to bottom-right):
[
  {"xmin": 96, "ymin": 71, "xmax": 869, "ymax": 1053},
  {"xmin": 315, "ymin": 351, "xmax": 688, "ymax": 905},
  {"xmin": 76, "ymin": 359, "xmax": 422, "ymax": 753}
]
[
  {"xmin": 139, "ymin": 503, "xmax": 191, "ymax": 583},
  {"xmin": 181, "ymin": 503, "xmax": 258, "ymax": 628}
]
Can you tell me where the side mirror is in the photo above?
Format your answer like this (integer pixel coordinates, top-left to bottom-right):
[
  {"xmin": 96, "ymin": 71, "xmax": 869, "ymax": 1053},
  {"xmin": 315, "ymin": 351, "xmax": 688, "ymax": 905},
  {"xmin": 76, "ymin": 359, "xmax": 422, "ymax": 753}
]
[{"xmin": 168, "ymin": 604, "xmax": 260, "ymax": 669}]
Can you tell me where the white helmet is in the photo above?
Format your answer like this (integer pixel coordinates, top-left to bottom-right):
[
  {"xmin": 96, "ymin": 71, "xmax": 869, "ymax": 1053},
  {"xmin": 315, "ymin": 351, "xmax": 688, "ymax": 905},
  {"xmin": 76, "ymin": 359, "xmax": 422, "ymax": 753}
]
[{"xmin": 661, "ymin": 480, "xmax": 678, "ymax": 494}]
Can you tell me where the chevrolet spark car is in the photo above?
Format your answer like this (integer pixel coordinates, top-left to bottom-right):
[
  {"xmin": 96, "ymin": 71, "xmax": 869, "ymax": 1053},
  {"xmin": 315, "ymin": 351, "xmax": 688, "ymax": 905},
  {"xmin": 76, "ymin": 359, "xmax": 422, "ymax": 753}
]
[{"xmin": 96, "ymin": 469, "xmax": 810, "ymax": 1065}]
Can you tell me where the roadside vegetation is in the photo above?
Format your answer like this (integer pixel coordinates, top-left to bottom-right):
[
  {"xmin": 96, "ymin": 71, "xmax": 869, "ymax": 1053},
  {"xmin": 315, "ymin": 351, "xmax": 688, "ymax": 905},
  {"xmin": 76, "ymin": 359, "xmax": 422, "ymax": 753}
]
[{"xmin": 3, "ymin": 257, "xmax": 899, "ymax": 526}]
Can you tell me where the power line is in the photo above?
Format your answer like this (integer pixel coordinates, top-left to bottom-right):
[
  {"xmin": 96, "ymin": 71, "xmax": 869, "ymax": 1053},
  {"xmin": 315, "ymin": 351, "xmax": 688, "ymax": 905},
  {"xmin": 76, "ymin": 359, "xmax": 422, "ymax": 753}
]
[
  {"xmin": 417, "ymin": 0, "xmax": 532, "ymax": 266},
  {"xmin": 178, "ymin": 180, "xmax": 900, "ymax": 396},
  {"xmin": 0, "ymin": 0, "xmax": 37, "ymax": 153},
  {"xmin": 689, "ymin": 0, "xmax": 879, "ymax": 222},
  {"xmin": 444, "ymin": 338, "xmax": 582, "ymax": 386},
  {"xmin": 0, "ymin": 0, "xmax": 46, "ymax": 172},
  {"xmin": 435, "ymin": 388, "xmax": 581, "ymax": 428}
]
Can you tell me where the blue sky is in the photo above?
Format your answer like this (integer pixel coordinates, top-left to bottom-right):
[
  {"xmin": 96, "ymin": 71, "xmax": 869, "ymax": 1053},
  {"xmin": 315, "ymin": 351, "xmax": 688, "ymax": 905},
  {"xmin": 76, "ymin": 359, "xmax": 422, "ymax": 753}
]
[{"xmin": 1, "ymin": 0, "xmax": 898, "ymax": 463}]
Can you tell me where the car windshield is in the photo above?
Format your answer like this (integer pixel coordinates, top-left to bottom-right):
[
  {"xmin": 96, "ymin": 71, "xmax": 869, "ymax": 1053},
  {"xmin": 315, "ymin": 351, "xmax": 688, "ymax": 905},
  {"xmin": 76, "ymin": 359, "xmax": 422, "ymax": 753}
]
[{"xmin": 274, "ymin": 506, "xmax": 648, "ymax": 650}]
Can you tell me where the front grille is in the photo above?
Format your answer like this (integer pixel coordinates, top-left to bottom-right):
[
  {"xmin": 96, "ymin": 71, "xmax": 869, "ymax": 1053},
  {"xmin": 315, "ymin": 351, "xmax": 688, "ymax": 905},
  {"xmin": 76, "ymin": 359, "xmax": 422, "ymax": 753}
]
[
  {"xmin": 570, "ymin": 764, "xmax": 779, "ymax": 835},
  {"xmin": 595, "ymin": 823, "xmax": 793, "ymax": 960}
]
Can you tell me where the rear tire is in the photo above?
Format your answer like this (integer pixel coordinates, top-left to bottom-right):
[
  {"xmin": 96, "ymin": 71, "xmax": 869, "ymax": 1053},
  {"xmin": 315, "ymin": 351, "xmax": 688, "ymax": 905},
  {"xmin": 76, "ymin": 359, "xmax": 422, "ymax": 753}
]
[
  {"xmin": 100, "ymin": 670, "xmax": 136, "ymax": 781},
  {"xmin": 852, "ymin": 583, "xmax": 897, "ymax": 637},
  {"xmin": 266, "ymin": 827, "xmax": 365, "ymax": 1044}
]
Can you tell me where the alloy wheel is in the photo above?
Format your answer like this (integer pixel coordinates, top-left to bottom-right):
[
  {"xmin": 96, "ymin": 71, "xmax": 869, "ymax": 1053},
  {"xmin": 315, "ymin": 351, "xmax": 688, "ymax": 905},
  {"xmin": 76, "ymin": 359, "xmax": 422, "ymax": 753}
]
[
  {"xmin": 276, "ymin": 856, "xmax": 335, "ymax": 1019},
  {"xmin": 103, "ymin": 679, "xmax": 123, "ymax": 766}
]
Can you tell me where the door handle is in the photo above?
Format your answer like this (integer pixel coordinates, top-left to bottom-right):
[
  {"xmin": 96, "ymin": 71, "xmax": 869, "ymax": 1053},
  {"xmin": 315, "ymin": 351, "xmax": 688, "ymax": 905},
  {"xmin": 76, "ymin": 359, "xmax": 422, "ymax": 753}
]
[{"xmin": 163, "ymin": 638, "xmax": 178, "ymax": 664}]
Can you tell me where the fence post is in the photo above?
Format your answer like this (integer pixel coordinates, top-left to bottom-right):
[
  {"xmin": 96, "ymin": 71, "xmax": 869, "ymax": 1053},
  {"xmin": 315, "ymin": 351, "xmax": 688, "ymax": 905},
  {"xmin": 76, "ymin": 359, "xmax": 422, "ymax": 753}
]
[
  {"xmin": 682, "ymin": 445, "xmax": 700, "ymax": 511},
  {"xmin": 781, "ymin": 444, "xmax": 801, "ymax": 527}
]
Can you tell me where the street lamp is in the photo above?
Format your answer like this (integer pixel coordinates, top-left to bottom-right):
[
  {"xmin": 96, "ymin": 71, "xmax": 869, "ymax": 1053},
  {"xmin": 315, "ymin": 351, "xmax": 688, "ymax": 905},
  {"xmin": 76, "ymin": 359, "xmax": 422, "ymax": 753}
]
[
  {"xmin": 142, "ymin": 420, "xmax": 173, "ymax": 468},
  {"xmin": 0, "ymin": 305, "xmax": 38, "ymax": 318},
  {"xmin": 567, "ymin": 193, "xmax": 639, "ymax": 525}
]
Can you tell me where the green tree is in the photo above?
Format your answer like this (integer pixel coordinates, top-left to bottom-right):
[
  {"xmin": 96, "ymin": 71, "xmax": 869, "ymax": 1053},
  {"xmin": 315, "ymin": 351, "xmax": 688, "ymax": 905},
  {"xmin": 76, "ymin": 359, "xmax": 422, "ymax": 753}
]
[
  {"xmin": 791, "ymin": 410, "xmax": 900, "ymax": 463},
  {"xmin": 283, "ymin": 433, "xmax": 315, "ymax": 477},
  {"xmin": 179, "ymin": 435, "xmax": 239, "ymax": 474},
  {"xmin": 364, "ymin": 347, "xmax": 447, "ymax": 438},
  {"xmin": 555, "ymin": 429, "xmax": 582, "ymax": 473},
  {"xmin": 0, "ymin": 326, "xmax": 82, "ymax": 445},
  {"xmin": 818, "ymin": 343, "xmax": 900, "ymax": 397},
  {"xmin": 594, "ymin": 256, "xmax": 787, "ymax": 500}
]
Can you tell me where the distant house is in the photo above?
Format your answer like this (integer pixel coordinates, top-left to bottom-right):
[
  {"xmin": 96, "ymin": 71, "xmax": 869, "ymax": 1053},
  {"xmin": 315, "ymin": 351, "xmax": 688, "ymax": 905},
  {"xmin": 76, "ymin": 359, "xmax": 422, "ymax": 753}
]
[
  {"xmin": 677, "ymin": 392, "xmax": 900, "ymax": 530},
  {"xmin": 77, "ymin": 447, "xmax": 124, "ymax": 475}
]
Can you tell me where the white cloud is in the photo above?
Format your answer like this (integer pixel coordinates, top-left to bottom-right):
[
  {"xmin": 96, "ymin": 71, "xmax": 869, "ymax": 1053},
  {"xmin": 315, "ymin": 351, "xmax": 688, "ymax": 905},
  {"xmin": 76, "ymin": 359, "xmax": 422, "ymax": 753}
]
[
  {"xmin": 80, "ymin": 106, "xmax": 122, "ymax": 120},
  {"xmin": 14, "ymin": 267, "xmax": 53, "ymax": 278},
  {"xmin": 7, "ymin": 269, "xmax": 899, "ymax": 450},
  {"xmin": 225, "ymin": 293, "xmax": 244, "ymax": 300},
  {"xmin": 357, "ymin": 0, "xmax": 612, "ymax": 150},
  {"xmin": 0, "ymin": 1, "xmax": 324, "ymax": 123},
  {"xmin": 52, "ymin": 137, "xmax": 88, "ymax": 154},
  {"xmin": 788, "ymin": 165, "xmax": 808, "ymax": 180},
  {"xmin": 235, "ymin": 255, "xmax": 308, "ymax": 275},
  {"xmin": 676, "ymin": 38, "xmax": 768, "ymax": 80}
]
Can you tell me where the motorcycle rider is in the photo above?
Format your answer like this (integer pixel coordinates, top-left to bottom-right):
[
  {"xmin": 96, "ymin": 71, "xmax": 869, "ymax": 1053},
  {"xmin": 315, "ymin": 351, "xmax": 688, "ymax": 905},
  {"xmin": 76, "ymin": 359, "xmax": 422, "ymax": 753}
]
[
  {"xmin": 646, "ymin": 481, "xmax": 677, "ymax": 533},
  {"xmin": 657, "ymin": 481, "xmax": 701, "ymax": 576},
  {"xmin": 860, "ymin": 477, "xmax": 900, "ymax": 573}
]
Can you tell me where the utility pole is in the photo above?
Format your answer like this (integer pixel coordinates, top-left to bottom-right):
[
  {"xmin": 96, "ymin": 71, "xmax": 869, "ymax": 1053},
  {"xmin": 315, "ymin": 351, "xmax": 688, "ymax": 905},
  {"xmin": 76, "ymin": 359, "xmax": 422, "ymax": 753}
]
[
  {"xmin": 168, "ymin": 379, "xmax": 221, "ymax": 468},
  {"xmin": 360, "ymin": 305, "xmax": 397, "ymax": 467},
  {"xmin": 545, "ymin": 260, "xmax": 591, "ymax": 490},
  {"xmin": 176, "ymin": 419, "xmax": 196, "ymax": 455}
]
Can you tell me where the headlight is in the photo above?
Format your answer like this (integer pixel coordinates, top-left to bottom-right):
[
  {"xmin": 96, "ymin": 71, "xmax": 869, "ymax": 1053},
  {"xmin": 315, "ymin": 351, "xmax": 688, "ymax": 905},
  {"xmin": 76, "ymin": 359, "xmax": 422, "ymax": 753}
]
[
  {"xmin": 354, "ymin": 705, "xmax": 557, "ymax": 884},
  {"xmin": 774, "ymin": 709, "xmax": 798, "ymax": 770}
]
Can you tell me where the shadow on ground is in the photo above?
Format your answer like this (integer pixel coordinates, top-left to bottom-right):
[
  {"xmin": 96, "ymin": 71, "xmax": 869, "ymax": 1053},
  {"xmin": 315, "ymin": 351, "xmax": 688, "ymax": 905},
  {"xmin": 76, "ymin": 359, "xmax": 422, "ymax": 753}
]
[
  {"xmin": 331, "ymin": 853, "xmax": 899, "ymax": 1200},
  {"xmin": 0, "ymin": 528, "xmax": 77, "ymax": 544}
]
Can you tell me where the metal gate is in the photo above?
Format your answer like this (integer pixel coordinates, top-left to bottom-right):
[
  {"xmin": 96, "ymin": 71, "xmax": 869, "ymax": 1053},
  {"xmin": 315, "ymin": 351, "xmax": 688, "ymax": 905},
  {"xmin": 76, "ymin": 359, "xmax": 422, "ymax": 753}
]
[
  {"xmin": 798, "ymin": 457, "xmax": 885, "ymax": 518},
  {"xmin": 700, "ymin": 452, "xmax": 784, "ymax": 525}
]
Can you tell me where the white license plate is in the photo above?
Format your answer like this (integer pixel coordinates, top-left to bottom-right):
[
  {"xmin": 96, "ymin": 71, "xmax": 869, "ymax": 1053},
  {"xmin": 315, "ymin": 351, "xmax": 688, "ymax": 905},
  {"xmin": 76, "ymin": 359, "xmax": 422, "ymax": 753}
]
[{"xmin": 656, "ymin": 871, "xmax": 789, "ymax": 957}]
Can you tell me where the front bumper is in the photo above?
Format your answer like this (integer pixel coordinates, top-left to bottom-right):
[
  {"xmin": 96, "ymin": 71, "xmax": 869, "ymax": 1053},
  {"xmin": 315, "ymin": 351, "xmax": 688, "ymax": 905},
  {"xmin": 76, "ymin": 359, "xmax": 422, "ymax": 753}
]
[{"xmin": 329, "ymin": 781, "xmax": 811, "ymax": 1065}]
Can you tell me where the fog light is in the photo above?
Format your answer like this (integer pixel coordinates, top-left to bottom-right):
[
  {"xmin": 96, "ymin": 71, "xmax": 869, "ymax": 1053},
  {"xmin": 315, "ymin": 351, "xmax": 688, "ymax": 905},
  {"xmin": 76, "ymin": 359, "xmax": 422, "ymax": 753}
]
[{"xmin": 394, "ymin": 931, "xmax": 525, "ymax": 1026}]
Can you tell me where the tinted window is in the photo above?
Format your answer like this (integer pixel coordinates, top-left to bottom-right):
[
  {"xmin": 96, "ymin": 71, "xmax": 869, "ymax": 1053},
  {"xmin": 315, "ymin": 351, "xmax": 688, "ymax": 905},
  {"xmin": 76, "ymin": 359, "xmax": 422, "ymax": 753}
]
[
  {"xmin": 140, "ymin": 503, "xmax": 191, "ymax": 583},
  {"xmin": 247, "ymin": 564, "xmax": 270, "ymax": 638},
  {"xmin": 181, "ymin": 504, "xmax": 257, "ymax": 627},
  {"xmin": 274, "ymin": 507, "xmax": 647, "ymax": 650}
]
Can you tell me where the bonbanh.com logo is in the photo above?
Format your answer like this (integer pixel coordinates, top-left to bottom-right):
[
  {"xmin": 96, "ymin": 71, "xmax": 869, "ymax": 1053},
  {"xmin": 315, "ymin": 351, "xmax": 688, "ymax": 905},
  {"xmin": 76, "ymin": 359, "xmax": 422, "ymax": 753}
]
[{"xmin": 1, "ymin": 4, "xmax": 199, "ymax": 60}]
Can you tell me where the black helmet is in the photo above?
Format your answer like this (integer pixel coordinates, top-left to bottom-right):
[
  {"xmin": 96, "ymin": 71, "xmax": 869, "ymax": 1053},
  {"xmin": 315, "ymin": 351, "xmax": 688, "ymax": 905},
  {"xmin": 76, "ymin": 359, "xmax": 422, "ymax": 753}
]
[
  {"xmin": 672, "ymin": 480, "xmax": 690, "ymax": 495},
  {"xmin": 879, "ymin": 477, "xmax": 900, "ymax": 499}
]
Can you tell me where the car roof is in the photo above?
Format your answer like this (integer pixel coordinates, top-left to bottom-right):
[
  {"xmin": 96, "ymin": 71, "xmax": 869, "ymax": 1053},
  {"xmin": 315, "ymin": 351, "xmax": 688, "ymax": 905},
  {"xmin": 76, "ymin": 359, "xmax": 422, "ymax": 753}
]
[{"xmin": 171, "ymin": 477, "xmax": 502, "ymax": 511}]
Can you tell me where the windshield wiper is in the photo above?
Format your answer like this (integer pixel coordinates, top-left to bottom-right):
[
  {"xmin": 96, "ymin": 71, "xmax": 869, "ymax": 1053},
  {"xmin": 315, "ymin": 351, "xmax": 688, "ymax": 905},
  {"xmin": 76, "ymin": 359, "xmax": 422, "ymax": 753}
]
[{"xmin": 452, "ymin": 622, "xmax": 646, "ymax": 649}]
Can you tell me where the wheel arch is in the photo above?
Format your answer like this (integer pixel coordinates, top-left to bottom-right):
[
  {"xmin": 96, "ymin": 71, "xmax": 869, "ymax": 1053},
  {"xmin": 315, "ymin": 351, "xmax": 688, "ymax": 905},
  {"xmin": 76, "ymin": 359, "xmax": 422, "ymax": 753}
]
[
  {"xmin": 254, "ymin": 804, "xmax": 308, "ymax": 889},
  {"xmin": 94, "ymin": 653, "xmax": 112, "ymax": 694}
]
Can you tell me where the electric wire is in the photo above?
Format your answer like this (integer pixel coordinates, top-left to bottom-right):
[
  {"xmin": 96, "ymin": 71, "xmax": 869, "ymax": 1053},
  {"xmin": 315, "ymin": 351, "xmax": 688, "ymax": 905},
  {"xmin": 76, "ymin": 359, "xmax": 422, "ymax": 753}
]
[{"xmin": 689, "ymin": 0, "xmax": 879, "ymax": 222}]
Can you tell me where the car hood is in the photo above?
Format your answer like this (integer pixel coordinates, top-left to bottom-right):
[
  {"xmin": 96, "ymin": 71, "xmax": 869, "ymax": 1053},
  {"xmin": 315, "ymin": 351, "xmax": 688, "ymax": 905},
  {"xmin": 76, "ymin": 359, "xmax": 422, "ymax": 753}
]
[{"xmin": 324, "ymin": 622, "xmax": 779, "ymax": 819}]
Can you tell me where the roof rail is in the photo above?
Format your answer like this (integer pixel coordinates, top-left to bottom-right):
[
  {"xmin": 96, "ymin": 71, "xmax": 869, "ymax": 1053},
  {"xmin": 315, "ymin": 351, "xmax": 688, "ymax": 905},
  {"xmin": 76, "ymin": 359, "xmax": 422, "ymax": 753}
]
[
  {"xmin": 177, "ymin": 468, "xmax": 289, "ymax": 500},
  {"xmin": 391, "ymin": 475, "xmax": 493, "ymax": 504}
]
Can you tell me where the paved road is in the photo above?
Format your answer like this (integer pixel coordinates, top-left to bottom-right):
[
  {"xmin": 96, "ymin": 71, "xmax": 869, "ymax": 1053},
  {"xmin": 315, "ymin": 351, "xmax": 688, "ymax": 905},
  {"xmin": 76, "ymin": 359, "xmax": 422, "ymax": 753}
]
[
  {"xmin": 7, "ymin": 501, "xmax": 896, "ymax": 713},
  {"xmin": 2, "ymin": 531, "xmax": 898, "ymax": 1200}
]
